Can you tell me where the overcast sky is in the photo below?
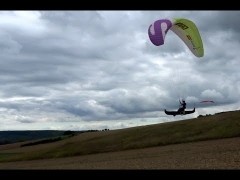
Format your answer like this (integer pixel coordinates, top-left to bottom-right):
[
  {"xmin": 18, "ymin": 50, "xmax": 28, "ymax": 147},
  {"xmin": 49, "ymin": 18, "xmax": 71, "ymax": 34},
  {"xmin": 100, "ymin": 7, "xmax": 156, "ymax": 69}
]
[{"xmin": 0, "ymin": 11, "xmax": 239, "ymax": 131}]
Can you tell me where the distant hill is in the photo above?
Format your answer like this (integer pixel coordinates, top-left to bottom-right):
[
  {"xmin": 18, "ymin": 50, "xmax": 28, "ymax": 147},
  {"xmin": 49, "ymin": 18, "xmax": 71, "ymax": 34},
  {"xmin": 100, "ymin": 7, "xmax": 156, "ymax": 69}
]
[{"xmin": 0, "ymin": 130, "xmax": 85, "ymax": 145}]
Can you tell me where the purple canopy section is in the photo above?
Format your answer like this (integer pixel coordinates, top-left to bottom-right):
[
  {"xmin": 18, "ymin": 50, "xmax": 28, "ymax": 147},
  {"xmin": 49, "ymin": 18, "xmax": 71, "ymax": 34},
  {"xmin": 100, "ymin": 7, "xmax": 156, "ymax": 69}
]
[{"xmin": 148, "ymin": 19, "xmax": 173, "ymax": 46}]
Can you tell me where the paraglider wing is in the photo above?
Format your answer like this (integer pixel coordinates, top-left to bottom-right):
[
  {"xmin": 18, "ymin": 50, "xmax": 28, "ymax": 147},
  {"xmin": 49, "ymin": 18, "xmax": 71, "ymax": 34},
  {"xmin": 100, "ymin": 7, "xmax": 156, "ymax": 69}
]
[
  {"xmin": 170, "ymin": 18, "xmax": 204, "ymax": 57},
  {"xmin": 200, "ymin": 100, "xmax": 214, "ymax": 103},
  {"xmin": 165, "ymin": 108, "xmax": 195, "ymax": 116},
  {"xmin": 148, "ymin": 18, "xmax": 204, "ymax": 57}
]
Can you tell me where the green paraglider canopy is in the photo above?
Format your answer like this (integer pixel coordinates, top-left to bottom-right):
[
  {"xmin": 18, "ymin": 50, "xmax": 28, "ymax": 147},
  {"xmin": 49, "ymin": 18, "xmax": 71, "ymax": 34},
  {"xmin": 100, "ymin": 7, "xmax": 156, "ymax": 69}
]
[{"xmin": 148, "ymin": 17, "xmax": 204, "ymax": 57}]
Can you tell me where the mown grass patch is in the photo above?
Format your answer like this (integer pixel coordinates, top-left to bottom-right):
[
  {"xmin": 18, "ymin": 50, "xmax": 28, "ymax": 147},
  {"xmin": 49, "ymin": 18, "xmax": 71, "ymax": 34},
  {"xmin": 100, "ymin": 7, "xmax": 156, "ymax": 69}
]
[{"xmin": 0, "ymin": 153, "xmax": 20, "ymax": 160}]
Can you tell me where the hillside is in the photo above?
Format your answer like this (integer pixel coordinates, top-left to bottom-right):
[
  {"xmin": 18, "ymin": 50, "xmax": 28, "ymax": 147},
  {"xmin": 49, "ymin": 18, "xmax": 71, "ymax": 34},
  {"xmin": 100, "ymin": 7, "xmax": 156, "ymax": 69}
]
[
  {"xmin": 0, "ymin": 130, "xmax": 85, "ymax": 145},
  {"xmin": 0, "ymin": 109, "xmax": 240, "ymax": 163}
]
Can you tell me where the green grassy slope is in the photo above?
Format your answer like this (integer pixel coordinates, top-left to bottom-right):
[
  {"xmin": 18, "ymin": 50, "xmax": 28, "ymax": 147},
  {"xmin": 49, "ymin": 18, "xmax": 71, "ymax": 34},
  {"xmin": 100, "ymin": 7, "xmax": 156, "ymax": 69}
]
[{"xmin": 0, "ymin": 110, "xmax": 240, "ymax": 162}]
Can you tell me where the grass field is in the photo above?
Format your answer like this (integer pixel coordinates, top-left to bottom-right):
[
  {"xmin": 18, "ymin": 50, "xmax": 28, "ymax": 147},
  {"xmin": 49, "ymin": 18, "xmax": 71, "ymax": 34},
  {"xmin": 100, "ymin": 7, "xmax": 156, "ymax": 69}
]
[{"xmin": 0, "ymin": 109, "xmax": 240, "ymax": 169}]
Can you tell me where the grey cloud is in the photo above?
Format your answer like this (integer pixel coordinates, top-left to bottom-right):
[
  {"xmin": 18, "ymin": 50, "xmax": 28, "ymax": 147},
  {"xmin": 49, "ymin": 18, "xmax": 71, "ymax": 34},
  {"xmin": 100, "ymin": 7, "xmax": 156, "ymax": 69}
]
[{"xmin": 0, "ymin": 11, "xmax": 239, "ymax": 130}]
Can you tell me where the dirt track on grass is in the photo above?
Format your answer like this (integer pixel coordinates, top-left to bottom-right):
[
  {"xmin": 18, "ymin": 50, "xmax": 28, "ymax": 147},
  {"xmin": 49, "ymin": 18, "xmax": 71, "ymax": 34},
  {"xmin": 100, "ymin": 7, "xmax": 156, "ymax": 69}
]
[{"xmin": 0, "ymin": 136, "xmax": 240, "ymax": 169}]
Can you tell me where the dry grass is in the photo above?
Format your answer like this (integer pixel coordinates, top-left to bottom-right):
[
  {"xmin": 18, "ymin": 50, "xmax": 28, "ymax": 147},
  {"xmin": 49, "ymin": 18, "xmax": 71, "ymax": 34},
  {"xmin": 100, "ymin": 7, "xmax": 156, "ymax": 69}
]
[
  {"xmin": 1, "ymin": 109, "xmax": 240, "ymax": 169},
  {"xmin": 0, "ymin": 136, "xmax": 240, "ymax": 169}
]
